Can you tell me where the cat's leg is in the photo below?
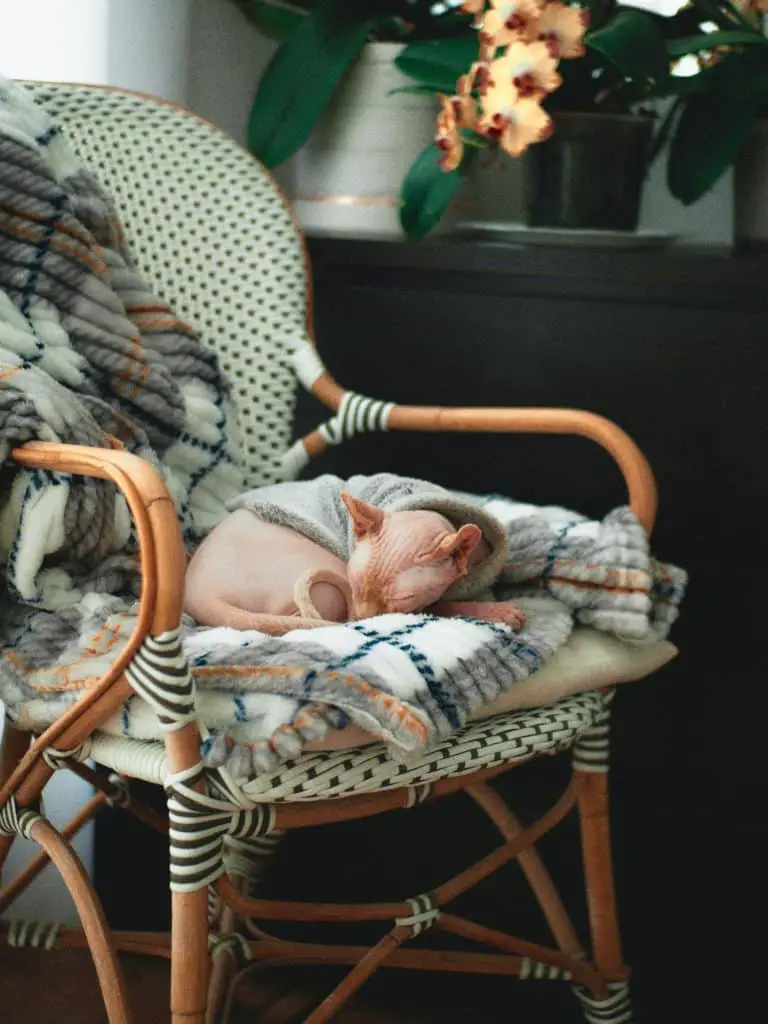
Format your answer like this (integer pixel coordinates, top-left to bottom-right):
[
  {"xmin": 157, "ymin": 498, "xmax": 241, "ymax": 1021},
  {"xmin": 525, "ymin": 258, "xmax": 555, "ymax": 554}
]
[
  {"xmin": 196, "ymin": 599, "xmax": 343, "ymax": 636},
  {"xmin": 431, "ymin": 600, "xmax": 526, "ymax": 631}
]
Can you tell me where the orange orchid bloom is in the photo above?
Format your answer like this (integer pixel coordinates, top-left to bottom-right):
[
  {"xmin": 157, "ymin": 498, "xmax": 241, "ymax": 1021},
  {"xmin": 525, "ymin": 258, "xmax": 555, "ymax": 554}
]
[
  {"xmin": 482, "ymin": 0, "xmax": 544, "ymax": 49},
  {"xmin": 435, "ymin": 95, "xmax": 464, "ymax": 172},
  {"xmin": 492, "ymin": 40, "xmax": 561, "ymax": 99},
  {"xmin": 479, "ymin": 80, "xmax": 553, "ymax": 158},
  {"xmin": 434, "ymin": 1, "xmax": 589, "ymax": 175},
  {"xmin": 537, "ymin": 2, "xmax": 588, "ymax": 59},
  {"xmin": 453, "ymin": 73, "xmax": 479, "ymax": 127}
]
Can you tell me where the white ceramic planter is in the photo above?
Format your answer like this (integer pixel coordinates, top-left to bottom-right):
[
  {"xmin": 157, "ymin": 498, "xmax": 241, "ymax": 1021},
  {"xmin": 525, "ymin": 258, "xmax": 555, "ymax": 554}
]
[
  {"xmin": 735, "ymin": 118, "xmax": 768, "ymax": 251},
  {"xmin": 284, "ymin": 42, "xmax": 441, "ymax": 237}
]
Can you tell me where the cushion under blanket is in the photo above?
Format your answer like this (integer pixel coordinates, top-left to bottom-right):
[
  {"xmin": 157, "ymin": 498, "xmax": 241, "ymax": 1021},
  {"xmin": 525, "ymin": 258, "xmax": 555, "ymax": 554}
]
[{"xmin": 303, "ymin": 628, "xmax": 677, "ymax": 751}]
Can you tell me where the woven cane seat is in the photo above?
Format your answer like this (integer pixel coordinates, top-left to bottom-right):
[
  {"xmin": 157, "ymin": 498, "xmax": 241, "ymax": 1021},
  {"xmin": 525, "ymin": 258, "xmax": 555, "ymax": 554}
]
[{"xmin": 86, "ymin": 689, "xmax": 606, "ymax": 802}]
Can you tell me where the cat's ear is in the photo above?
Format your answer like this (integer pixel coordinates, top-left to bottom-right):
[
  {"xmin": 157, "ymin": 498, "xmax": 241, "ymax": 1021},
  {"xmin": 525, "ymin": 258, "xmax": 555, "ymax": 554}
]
[
  {"xmin": 341, "ymin": 492, "xmax": 387, "ymax": 540},
  {"xmin": 421, "ymin": 523, "xmax": 482, "ymax": 576}
]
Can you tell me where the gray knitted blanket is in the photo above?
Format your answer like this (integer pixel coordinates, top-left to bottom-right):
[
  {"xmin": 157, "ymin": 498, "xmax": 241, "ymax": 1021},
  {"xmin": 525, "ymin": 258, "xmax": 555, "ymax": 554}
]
[
  {"xmin": 0, "ymin": 78, "xmax": 239, "ymax": 708},
  {"xmin": 0, "ymin": 78, "xmax": 687, "ymax": 777}
]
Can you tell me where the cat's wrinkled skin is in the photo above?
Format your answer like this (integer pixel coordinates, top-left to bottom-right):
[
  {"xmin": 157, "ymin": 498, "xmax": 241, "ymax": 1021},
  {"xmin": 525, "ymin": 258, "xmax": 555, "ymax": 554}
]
[{"xmin": 184, "ymin": 491, "xmax": 525, "ymax": 635}]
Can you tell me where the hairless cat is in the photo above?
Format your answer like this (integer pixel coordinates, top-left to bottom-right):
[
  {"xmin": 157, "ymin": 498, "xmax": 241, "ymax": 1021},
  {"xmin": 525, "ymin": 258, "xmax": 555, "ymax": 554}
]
[{"xmin": 184, "ymin": 492, "xmax": 526, "ymax": 635}]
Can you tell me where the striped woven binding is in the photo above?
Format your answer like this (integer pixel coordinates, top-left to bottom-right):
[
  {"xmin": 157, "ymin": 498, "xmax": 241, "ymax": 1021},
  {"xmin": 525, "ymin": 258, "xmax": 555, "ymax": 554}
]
[
  {"xmin": 395, "ymin": 894, "xmax": 440, "ymax": 937},
  {"xmin": 572, "ymin": 980, "xmax": 633, "ymax": 1023},
  {"xmin": 0, "ymin": 796, "xmax": 42, "ymax": 838},
  {"xmin": 318, "ymin": 390, "xmax": 394, "ymax": 445},
  {"xmin": 208, "ymin": 931, "xmax": 252, "ymax": 966},
  {"xmin": 166, "ymin": 764, "xmax": 276, "ymax": 893},
  {"xmin": 125, "ymin": 628, "xmax": 195, "ymax": 731},
  {"xmin": 279, "ymin": 389, "xmax": 395, "ymax": 479},
  {"xmin": 520, "ymin": 958, "xmax": 572, "ymax": 980},
  {"xmin": 572, "ymin": 706, "xmax": 611, "ymax": 773},
  {"xmin": 6, "ymin": 920, "xmax": 62, "ymax": 951}
]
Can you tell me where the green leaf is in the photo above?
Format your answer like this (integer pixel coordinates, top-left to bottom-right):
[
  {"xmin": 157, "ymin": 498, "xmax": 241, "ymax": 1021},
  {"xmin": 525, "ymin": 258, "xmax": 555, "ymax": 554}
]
[
  {"xmin": 399, "ymin": 142, "xmax": 467, "ymax": 239},
  {"xmin": 581, "ymin": 0, "xmax": 613, "ymax": 31},
  {"xmin": 667, "ymin": 29, "xmax": 768, "ymax": 57},
  {"xmin": 247, "ymin": 0, "xmax": 383, "ymax": 167},
  {"xmin": 667, "ymin": 83, "xmax": 766, "ymax": 203},
  {"xmin": 587, "ymin": 9, "xmax": 669, "ymax": 84},
  {"xmin": 395, "ymin": 35, "xmax": 478, "ymax": 94},
  {"xmin": 238, "ymin": 1, "xmax": 308, "ymax": 41}
]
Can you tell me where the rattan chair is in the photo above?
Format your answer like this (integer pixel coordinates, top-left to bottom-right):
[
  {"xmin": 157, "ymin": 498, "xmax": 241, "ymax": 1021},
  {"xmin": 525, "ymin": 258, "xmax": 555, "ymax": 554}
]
[{"xmin": 0, "ymin": 83, "xmax": 667, "ymax": 1024}]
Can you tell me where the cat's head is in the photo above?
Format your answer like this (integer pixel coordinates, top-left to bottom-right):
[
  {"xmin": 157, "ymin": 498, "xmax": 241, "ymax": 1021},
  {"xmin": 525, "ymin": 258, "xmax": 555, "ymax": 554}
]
[{"xmin": 341, "ymin": 491, "xmax": 482, "ymax": 619}]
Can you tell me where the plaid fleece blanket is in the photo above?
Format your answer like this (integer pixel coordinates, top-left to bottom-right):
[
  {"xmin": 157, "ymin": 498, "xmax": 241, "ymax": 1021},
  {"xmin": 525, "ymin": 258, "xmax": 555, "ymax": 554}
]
[{"xmin": 0, "ymin": 77, "xmax": 687, "ymax": 777}]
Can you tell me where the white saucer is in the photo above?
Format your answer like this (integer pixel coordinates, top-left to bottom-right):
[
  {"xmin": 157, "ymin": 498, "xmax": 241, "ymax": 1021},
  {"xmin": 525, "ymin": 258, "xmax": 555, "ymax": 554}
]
[{"xmin": 456, "ymin": 221, "xmax": 676, "ymax": 249}]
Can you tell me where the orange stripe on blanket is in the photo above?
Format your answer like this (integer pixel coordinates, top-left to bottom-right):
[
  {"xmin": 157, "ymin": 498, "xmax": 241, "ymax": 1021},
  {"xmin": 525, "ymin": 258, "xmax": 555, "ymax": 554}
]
[
  {"xmin": 4, "ymin": 649, "xmax": 84, "ymax": 693},
  {"xmin": 535, "ymin": 575, "xmax": 649, "ymax": 596},
  {"xmin": 1, "ymin": 218, "xmax": 106, "ymax": 275},
  {"xmin": 193, "ymin": 665, "xmax": 301, "ymax": 678},
  {"xmin": 6, "ymin": 624, "xmax": 126, "ymax": 693},
  {"xmin": 191, "ymin": 666, "xmax": 428, "ymax": 741},
  {"xmin": 0, "ymin": 200, "xmax": 93, "ymax": 247},
  {"xmin": 128, "ymin": 313, "xmax": 197, "ymax": 337},
  {"xmin": 114, "ymin": 335, "xmax": 149, "ymax": 399},
  {"xmin": 129, "ymin": 313, "xmax": 182, "ymax": 333}
]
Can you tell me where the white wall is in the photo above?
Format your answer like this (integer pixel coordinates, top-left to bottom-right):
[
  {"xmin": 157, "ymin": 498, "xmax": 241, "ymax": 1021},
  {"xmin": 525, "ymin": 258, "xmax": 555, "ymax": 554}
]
[
  {"xmin": 108, "ymin": 0, "xmax": 191, "ymax": 104},
  {"xmin": 186, "ymin": 0, "xmax": 276, "ymax": 145},
  {"xmin": 0, "ymin": 0, "xmax": 191, "ymax": 103},
  {"xmin": 0, "ymin": 715, "xmax": 95, "ymax": 926},
  {"xmin": 0, "ymin": 0, "xmax": 110, "ymax": 84}
]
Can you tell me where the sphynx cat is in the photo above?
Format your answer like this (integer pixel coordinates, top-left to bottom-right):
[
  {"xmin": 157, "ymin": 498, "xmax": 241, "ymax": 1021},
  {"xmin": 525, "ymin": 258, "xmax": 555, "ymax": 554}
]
[{"xmin": 184, "ymin": 492, "xmax": 526, "ymax": 635}]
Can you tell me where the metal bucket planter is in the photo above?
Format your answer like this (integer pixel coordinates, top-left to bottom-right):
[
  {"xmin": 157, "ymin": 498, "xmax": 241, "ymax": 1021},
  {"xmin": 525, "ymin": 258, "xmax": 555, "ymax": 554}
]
[{"xmin": 525, "ymin": 111, "xmax": 653, "ymax": 231}]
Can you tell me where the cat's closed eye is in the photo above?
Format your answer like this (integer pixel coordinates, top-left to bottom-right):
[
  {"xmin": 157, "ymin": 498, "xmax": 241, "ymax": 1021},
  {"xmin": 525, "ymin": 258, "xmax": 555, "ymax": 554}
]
[{"xmin": 414, "ymin": 551, "xmax": 451, "ymax": 567}]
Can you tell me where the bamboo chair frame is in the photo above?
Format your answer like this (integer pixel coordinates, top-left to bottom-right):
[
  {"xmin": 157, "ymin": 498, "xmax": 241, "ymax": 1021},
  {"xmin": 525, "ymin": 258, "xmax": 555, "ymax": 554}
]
[{"xmin": 0, "ymin": 83, "xmax": 659, "ymax": 1024}]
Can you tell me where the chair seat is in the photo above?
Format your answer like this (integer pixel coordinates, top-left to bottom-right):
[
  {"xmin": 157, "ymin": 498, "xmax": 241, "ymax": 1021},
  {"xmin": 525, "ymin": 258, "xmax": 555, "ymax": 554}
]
[
  {"xmin": 69, "ymin": 629, "xmax": 675, "ymax": 802},
  {"xmin": 88, "ymin": 690, "xmax": 607, "ymax": 802}
]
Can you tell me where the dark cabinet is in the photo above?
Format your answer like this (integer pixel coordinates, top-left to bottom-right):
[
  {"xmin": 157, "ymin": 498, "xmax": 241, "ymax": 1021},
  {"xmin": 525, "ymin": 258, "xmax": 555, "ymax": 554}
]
[{"xmin": 298, "ymin": 237, "xmax": 768, "ymax": 797}]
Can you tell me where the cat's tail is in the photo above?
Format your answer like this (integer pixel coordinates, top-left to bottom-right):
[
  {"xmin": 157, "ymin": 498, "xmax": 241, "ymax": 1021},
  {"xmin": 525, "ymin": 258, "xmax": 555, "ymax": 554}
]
[{"xmin": 293, "ymin": 568, "xmax": 352, "ymax": 621}]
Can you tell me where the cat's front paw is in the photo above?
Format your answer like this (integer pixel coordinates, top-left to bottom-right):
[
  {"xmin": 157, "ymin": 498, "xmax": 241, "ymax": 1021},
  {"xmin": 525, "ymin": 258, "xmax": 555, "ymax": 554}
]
[{"xmin": 471, "ymin": 602, "xmax": 527, "ymax": 631}]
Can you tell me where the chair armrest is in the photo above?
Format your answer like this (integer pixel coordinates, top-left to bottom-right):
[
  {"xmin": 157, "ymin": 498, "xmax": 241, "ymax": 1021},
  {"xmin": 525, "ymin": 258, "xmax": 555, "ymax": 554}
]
[
  {"xmin": 0, "ymin": 441, "xmax": 185, "ymax": 805},
  {"xmin": 307, "ymin": 374, "xmax": 659, "ymax": 534}
]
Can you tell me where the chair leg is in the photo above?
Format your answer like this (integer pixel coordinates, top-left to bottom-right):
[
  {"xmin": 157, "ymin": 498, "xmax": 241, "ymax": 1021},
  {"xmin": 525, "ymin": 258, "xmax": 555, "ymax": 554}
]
[
  {"xmin": 572, "ymin": 707, "xmax": 633, "ymax": 1022},
  {"xmin": 0, "ymin": 720, "xmax": 30, "ymax": 875},
  {"xmin": 29, "ymin": 817, "xmax": 133, "ymax": 1024},
  {"xmin": 577, "ymin": 771, "xmax": 626, "ymax": 977},
  {"xmin": 171, "ymin": 887, "xmax": 211, "ymax": 1024}
]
